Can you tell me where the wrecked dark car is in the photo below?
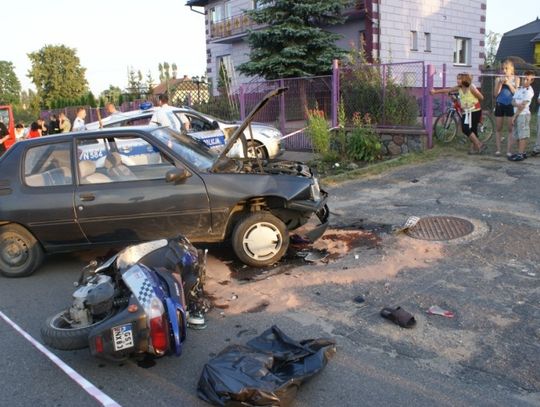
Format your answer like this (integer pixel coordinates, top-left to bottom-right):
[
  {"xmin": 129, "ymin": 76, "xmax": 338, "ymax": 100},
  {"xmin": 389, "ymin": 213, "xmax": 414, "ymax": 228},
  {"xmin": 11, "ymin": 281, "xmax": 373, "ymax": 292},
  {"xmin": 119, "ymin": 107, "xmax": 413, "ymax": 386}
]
[{"xmin": 0, "ymin": 88, "xmax": 329, "ymax": 277}]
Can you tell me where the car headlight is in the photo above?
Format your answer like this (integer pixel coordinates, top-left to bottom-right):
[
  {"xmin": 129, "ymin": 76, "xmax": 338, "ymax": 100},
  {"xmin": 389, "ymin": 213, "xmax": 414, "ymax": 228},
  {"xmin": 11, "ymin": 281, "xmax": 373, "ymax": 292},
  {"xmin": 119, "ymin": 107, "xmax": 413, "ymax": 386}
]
[{"xmin": 310, "ymin": 177, "xmax": 321, "ymax": 201}]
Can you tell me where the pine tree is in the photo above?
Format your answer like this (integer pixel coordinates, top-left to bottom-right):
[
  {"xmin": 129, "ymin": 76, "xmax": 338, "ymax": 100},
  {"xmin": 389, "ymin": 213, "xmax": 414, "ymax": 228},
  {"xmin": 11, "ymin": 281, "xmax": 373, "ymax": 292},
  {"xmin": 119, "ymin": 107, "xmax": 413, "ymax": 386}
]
[{"xmin": 238, "ymin": 0, "xmax": 349, "ymax": 79}]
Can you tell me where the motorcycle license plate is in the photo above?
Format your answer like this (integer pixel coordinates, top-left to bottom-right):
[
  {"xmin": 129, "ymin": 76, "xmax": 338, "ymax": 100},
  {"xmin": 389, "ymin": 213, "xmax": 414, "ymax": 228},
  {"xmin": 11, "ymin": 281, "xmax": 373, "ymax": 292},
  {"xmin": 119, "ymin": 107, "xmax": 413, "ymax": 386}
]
[{"xmin": 112, "ymin": 324, "xmax": 134, "ymax": 351}]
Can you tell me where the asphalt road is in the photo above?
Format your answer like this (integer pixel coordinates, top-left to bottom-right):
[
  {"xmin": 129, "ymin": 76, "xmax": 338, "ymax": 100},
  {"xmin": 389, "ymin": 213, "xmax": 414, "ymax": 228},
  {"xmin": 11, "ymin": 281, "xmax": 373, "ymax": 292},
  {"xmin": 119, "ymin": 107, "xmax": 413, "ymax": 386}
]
[{"xmin": 1, "ymin": 154, "xmax": 539, "ymax": 407}]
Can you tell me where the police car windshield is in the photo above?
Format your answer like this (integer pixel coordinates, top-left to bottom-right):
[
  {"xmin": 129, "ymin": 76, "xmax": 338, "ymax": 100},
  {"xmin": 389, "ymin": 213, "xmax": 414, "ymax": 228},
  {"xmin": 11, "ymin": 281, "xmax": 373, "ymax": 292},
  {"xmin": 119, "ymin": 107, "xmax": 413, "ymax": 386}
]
[{"xmin": 151, "ymin": 127, "xmax": 218, "ymax": 171}]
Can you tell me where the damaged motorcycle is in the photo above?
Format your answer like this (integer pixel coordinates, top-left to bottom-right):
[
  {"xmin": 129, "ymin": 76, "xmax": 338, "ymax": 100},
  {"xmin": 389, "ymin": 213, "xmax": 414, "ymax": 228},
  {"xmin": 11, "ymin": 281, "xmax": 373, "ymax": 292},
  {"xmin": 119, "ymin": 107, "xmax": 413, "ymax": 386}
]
[{"xmin": 40, "ymin": 236, "xmax": 207, "ymax": 361}]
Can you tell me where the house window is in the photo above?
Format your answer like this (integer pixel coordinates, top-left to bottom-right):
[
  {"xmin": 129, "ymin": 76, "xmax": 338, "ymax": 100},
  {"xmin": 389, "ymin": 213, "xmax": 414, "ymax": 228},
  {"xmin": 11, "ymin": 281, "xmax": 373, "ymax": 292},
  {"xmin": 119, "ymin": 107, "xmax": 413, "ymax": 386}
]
[
  {"xmin": 359, "ymin": 30, "xmax": 366, "ymax": 50},
  {"xmin": 210, "ymin": 1, "xmax": 231, "ymax": 23},
  {"xmin": 410, "ymin": 31, "xmax": 418, "ymax": 51},
  {"xmin": 424, "ymin": 32, "xmax": 431, "ymax": 52},
  {"xmin": 216, "ymin": 55, "xmax": 233, "ymax": 91},
  {"xmin": 454, "ymin": 37, "xmax": 471, "ymax": 65}
]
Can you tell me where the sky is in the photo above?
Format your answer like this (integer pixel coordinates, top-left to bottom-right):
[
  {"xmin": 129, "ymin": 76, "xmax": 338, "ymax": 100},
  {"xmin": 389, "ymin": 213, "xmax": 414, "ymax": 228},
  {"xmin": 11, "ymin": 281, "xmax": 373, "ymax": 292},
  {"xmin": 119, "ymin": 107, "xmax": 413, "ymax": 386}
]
[{"xmin": 3, "ymin": 0, "xmax": 540, "ymax": 95}]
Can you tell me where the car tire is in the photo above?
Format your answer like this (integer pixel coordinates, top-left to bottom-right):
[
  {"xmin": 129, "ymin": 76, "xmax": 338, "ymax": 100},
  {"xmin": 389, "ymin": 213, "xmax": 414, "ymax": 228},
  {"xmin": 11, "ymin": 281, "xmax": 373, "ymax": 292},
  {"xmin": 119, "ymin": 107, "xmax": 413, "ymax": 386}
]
[
  {"xmin": 232, "ymin": 212, "xmax": 289, "ymax": 267},
  {"xmin": 0, "ymin": 224, "xmax": 44, "ymax": 278},
  {"xmin": 247, "ymin": 140, "xmax": 268, "ymax": 159},
  {"xmin": 41, "ymin": 310, "xmax": 116, "ymax": 351}
]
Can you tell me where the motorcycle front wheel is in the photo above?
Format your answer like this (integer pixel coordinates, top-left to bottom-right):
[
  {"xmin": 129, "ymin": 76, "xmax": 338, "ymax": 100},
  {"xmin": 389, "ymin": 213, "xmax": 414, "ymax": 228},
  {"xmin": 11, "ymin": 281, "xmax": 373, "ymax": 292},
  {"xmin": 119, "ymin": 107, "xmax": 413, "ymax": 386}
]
[{"xmin": 41, "ymin": 310, "xmax": 116, "ymax": 351}]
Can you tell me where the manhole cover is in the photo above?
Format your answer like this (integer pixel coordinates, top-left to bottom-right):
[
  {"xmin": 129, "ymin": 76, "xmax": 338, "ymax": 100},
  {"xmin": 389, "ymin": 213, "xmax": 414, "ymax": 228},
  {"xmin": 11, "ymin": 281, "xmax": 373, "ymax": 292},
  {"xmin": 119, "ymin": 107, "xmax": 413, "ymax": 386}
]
[{"xmin": 406, "ymin": 216, "xmax": 474, "ymax": 241}]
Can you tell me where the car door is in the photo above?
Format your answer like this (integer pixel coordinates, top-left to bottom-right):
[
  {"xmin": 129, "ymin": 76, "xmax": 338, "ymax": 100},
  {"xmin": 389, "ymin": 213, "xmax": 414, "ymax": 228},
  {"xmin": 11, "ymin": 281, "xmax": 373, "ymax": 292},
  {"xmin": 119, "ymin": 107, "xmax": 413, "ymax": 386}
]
[
  {"xmin": 18, "ymin": 141, "xmax": 89, "ymax": 249},
  {"xmin": 74, "ymin": 132, "xmax": 212, "ymax": 244}
]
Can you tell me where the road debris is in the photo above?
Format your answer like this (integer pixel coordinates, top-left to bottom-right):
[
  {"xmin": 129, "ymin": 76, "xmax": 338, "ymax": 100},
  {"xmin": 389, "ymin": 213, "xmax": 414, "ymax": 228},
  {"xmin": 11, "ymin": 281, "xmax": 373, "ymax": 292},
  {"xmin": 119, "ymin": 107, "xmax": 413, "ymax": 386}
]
[{"xmin": 426, "ymin": 305, "xmax": 455, "ymax": 318}]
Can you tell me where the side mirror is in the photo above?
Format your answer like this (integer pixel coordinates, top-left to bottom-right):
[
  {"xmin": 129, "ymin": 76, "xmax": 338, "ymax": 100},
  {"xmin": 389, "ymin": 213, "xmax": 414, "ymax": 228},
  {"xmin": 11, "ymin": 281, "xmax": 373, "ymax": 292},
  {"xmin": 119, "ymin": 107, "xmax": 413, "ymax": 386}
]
[
  {"xmin": 166, "ymin": 168, "xmax": 191, "ymax": 183},
  {"xmin": 212, "ymin": 120, "xmax": 220, "ymax": 130}
]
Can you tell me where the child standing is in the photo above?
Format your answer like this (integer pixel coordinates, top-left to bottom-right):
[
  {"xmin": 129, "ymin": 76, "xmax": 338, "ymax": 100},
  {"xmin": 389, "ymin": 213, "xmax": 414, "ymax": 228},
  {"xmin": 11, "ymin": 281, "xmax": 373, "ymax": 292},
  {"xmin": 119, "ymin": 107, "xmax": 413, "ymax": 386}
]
[
  {"xmin": 431, "ymin": 73, "xmax": 486, "ymax": 154},
  {"xmin": 494, "ymin": 59, "xmax": 520, "ymax": 157},
  {"xmin": 508, "ymin": 71, "xmax": 535, "ymax": 162}
]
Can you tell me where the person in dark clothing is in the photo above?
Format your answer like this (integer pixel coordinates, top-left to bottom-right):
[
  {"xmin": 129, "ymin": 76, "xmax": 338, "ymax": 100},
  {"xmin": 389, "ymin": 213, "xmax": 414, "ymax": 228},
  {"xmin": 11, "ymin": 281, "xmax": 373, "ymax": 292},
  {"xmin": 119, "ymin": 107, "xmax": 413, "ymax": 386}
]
[
  {"xmin": 48, "ymin": 115, "xmax": 60, "ymax": 135},
  {"xmin": 37, "ymin": 118, "xmax": 48, "ymax": 136},
  {"xmin": 0, "ymin": 121, "xmax": 9, "ymax": 156}
]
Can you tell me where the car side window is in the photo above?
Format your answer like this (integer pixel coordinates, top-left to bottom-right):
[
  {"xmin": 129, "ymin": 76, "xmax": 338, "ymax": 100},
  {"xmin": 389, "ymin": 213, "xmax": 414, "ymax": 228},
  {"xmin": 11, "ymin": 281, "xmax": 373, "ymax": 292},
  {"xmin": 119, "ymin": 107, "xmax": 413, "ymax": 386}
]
[
  {"xmin": 76, "ymin": 135, "xmax": 176, "ymax": 184},
  {"xmin": 24, "ymin": 143, "xmax": 73, "ymax": 187},
  {"xmin": 181, "ymin": 113, "xmax": 212, "ymax": 132}
]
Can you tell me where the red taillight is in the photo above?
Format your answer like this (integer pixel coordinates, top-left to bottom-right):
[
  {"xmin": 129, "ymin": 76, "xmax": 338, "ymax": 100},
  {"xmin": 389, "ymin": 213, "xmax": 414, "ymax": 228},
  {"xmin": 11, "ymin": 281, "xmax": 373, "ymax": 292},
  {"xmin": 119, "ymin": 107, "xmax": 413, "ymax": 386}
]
[
  {"xmin": 94, "ymin": 335, "xmax": 104, "ymax": 353},
  {"xmin": 150, "ymin": 315, "xmax": 168, "ymax": 354}
]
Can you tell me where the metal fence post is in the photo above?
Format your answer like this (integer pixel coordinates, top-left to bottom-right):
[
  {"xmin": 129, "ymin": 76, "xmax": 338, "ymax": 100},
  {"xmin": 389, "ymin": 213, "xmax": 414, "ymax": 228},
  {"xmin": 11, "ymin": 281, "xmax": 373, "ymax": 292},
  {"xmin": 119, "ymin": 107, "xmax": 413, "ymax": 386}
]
[
  {"xmin": 280, "ymin": 79, "xmax": 286, "ymax": 136},
  {"xmin": 426, "ymin": 64, "xmax": 435, "ymax": 149},
  {"xmin": 381, "ymin": 64, "xmax": 387, "ymax": 125},
  {"xmin": 332, "ymin": 59, "xmax": 339, "ymax": 127},
  {"xmin": 239, "ymin": 84, "xmax": 245, "ymax": 121}
]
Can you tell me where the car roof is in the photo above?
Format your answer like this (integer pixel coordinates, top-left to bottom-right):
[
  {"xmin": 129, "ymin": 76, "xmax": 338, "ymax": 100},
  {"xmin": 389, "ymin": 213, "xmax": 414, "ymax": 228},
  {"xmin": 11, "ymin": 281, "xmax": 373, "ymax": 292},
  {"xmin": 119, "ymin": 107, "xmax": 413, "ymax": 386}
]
[{"xmin": 19, "ymin": 126, "xmax": 160, "ymax": 143}]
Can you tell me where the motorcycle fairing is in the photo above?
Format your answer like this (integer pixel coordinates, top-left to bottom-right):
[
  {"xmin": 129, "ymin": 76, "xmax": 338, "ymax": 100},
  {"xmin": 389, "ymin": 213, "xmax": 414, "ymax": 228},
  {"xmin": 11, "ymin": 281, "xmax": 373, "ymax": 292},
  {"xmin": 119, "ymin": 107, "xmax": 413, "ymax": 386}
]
[{"xmin": 122, "ymin": 264, "xmax": 160, "ymax": 310}]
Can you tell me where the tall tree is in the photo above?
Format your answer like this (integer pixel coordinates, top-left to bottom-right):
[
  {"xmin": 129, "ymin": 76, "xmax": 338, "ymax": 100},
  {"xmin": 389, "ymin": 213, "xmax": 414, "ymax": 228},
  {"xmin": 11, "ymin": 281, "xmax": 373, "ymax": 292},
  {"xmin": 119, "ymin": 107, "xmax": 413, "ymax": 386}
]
[
  {"xmin": 27, "ymin": 45, "xmax": 88, "ymax": 109},
  {"xmin": 238, "ymin": 0, "xmax": 348, "ymax": 79},
  {"xmin": 485, "ymin": 31, "xmax": 501, "ymax": 68},
  {"xmin": 100, "ymin": 85, "xmax": 123, "ymax": 105},
  {"xmin": 0, "ymin": 61, "xmax": 21, "ymax": 105}
]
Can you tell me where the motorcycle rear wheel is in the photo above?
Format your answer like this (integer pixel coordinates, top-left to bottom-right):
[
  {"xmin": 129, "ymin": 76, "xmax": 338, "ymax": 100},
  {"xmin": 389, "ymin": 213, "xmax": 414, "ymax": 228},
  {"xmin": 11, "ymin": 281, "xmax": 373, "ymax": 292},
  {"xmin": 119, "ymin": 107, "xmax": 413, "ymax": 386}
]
[{"xmin": 41, "ymin": 310, "xmax": 115, "ymax": 351}]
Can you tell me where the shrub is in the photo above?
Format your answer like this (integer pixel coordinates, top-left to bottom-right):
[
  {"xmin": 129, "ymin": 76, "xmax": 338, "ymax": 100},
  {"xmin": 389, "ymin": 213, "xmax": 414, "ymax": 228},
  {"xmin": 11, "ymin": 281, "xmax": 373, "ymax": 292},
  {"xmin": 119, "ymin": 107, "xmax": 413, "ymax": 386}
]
[
  {"xmin": 307, "ymin": 107, "xmax": 331, "ymax": 156},
  {"xmin": 347, "ymin": 112, "xmax": 382, "ymax": 162}
]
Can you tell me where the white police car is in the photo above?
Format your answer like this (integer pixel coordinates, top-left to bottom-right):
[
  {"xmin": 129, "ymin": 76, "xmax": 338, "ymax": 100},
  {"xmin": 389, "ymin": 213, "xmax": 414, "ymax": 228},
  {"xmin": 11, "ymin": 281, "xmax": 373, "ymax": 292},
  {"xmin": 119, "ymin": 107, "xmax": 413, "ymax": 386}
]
[{"xmin": 86, "ymin": 106, "xmax": 284, "ymax": 159}]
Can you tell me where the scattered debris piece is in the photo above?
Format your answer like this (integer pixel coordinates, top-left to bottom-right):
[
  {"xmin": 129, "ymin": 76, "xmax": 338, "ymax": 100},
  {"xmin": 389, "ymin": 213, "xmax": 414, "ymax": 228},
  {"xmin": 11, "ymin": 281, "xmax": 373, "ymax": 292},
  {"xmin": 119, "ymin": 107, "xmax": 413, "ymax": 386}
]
[
  {"xmin": 245, "ymin": 301, "xmax": 270, "ymax": 313},
  {"xmin": 304, "ymin": 249, "xmax": 329, "ymax": 263},
  {"xmin": 380, "ymin": 306, "xmax": 416, "ymax": 328},
  {"xmin": 353, "ymin": 295, "xmax": 366, "ymax": 306},
  {"xmin": 410, "ymin": 178, "xmax": 419, "ymax": 183},
  {"xmin": 393, "ymin": 216, "xmax": 420, "ymax": 235},
  {"xmin": 426, "ymin": 305, "xmax": 455, "ymax": 318},
  {"xmin": 197, "ymin": 326, "xmax": 336, "ymax": 407}
]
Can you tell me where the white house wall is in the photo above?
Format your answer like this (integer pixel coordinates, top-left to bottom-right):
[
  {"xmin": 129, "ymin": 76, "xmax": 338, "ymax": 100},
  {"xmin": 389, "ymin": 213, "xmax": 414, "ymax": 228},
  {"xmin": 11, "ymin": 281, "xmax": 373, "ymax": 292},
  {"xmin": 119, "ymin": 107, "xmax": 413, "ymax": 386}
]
[{"xmin": 377, "ymin": 0, "xmax": 486, "ymax": 87}]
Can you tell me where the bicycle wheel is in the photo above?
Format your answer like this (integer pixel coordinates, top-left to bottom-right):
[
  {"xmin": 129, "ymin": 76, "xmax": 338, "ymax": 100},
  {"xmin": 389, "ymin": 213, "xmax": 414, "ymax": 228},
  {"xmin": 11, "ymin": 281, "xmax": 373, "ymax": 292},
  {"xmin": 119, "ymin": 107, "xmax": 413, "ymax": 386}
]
[
  {"xmin": 434, "ymin": 111, "xmax": 458, "ymax": 143},
  {"xmin": 477, "ymin": 111, "xmax": 494, "ymax": 143}
]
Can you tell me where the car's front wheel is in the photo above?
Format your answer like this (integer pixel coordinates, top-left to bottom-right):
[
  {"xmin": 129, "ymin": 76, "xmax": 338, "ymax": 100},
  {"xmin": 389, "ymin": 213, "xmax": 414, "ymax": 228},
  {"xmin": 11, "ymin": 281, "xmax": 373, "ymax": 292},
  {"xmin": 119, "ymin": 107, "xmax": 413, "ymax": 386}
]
[
  {"xmin": 0, "ymin": 224, "xmax": 44, "ymax": 278},
  {"xmin": 247, "ymin": 140, "xmax": 268, "ymax": 159},
  {"xmin": 232, "ymin": 212, "xmax": 289, "ymax": 267}
]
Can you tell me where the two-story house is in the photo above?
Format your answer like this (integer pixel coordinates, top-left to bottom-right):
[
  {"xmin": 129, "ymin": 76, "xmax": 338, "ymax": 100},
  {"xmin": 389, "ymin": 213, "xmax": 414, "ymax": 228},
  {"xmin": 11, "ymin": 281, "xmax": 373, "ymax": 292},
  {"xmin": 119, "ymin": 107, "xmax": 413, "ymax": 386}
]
[
  {"xmin": 186, "ymin": 0, "xmax": 486, "ymax": 91},
  {"xmin": 496, "ymin": 17, "xmax": 540, "ymax": 66}
]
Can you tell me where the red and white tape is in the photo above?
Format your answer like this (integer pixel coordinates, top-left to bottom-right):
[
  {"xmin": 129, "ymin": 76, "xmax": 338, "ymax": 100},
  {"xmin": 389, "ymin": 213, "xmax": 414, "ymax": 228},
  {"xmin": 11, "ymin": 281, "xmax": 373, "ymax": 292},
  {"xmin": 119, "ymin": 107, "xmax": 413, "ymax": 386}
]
[{"xmin": 0, "ymin": 310, "xmax": 121, "ymax": 407}]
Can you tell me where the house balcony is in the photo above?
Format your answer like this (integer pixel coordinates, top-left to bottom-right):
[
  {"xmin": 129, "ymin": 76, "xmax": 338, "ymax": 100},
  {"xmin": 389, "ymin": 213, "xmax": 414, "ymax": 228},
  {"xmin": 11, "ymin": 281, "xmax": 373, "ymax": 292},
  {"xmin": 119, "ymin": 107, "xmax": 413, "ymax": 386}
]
[
  {"xmin": 208, "ymin": 1, "xmax": 365, "ymax": 43},
  {"xmin": 210, "ymin": 13, "xmax": 259, "ymax": 43}
]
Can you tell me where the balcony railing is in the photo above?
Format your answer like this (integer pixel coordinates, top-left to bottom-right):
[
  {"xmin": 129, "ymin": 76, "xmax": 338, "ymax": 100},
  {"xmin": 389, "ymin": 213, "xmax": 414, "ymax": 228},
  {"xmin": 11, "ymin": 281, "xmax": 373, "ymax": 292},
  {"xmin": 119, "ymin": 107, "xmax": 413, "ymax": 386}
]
[
  {"xmin": 210, "ymin": 13, "xmax": 258, "ymax": 40},
  {"xmin": 209, "ymin": 2, "xmax": 365, "ymax": 41}
]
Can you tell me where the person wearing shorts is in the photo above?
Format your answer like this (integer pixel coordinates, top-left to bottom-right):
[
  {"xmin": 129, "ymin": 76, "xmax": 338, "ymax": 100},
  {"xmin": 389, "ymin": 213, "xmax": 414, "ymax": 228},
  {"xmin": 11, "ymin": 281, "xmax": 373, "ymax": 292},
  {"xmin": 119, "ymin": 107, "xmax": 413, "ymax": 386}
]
[
  {"xmin": 508, "ymin": 71, "xmax": 534, "ymax": 162},
  {"xmin": 494, "ymin": 60, "xmax": 519, "ymax": 157}
]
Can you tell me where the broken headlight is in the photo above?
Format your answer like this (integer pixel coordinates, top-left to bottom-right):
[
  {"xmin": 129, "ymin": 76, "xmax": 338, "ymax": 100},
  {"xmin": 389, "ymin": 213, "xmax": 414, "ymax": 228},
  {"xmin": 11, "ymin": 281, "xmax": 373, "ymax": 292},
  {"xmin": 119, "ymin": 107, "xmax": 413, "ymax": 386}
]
[{"xmin": 310, "ymin": 177, "xmax": 321, "ymax": 201}]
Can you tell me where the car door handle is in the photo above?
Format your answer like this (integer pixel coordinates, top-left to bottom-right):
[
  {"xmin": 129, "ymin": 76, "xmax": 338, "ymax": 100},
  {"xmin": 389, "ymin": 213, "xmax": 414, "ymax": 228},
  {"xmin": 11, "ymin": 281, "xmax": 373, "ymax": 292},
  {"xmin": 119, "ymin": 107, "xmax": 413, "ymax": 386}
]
[{"xmin": 79, "ymin": 193, "xmax": 95, "ymax": 202}]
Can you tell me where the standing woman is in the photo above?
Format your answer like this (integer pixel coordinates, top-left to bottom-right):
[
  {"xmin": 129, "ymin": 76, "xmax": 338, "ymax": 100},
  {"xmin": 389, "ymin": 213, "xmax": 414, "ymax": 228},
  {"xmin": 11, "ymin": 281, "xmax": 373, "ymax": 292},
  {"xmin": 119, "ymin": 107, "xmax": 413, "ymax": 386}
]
[
  {"xmin": 430, "ymin": 72, "xmax": 486, "ymax": 154},
  {"xmin": 494, "ymin": 59, "xmax": 519, "ymax": 157},
  {"xmin": 458, "ymin": 73, "xmax": 486, "ymax": 154}
]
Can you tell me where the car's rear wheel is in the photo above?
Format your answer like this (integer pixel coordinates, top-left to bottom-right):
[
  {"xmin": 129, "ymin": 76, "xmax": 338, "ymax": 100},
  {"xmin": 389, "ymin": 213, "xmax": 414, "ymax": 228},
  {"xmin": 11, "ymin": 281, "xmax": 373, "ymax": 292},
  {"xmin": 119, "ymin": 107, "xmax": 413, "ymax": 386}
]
[
  {"xmin": 0, "ymin": 224, "xmax": 44, "ymax": 278},
  {"xmin": 232, "ymin": 212, "xmax": 289, "ymax": 267},
  {"xmin": 247, "ymin": 140, "xmax": 268, "ymax": 159}
]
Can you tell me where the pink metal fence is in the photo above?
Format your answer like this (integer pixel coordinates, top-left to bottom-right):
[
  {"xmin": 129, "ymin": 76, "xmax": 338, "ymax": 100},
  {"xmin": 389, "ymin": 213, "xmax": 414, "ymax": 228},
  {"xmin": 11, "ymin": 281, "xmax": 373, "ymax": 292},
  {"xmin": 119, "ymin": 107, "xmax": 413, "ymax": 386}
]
[{"xmin": 40, "ymin": 61, "xmax": 432, "ymax": 151}]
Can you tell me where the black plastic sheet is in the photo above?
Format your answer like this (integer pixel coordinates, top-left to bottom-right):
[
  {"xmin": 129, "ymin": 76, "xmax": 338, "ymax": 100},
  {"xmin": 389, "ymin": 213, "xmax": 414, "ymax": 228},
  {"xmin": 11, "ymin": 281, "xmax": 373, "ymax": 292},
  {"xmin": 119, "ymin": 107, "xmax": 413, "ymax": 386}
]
[{"xmin": 197, "ymin": 325, "xmax": 336, "ymax": 406}]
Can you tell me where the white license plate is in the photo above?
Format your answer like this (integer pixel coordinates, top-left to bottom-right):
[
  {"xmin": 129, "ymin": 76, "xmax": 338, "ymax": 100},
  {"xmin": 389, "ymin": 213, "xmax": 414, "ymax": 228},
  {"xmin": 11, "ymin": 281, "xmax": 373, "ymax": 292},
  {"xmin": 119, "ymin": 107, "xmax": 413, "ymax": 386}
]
[{"xmin": 112, "ymin": 324, "xmax": 134, "ymax": 351}]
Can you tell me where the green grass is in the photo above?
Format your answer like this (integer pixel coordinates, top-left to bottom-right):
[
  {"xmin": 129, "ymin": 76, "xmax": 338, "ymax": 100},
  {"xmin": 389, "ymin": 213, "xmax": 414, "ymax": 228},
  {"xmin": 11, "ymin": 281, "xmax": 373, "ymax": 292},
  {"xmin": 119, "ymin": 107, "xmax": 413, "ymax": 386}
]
[
  {"xmin": 320, "ymin": 146, "xmax": 451, "ymax": 186},
  {"xmin": 317, "ymin": 114, "xmax": 540, "ymax": 187}
]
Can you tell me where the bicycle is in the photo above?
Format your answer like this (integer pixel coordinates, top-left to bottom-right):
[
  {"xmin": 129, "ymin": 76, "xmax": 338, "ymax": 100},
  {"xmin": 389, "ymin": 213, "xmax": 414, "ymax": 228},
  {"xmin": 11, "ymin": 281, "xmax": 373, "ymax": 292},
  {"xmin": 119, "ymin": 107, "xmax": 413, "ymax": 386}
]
[{"xmin": 433, "ymin": 93, "xmax": 495, "ymax": 144}]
